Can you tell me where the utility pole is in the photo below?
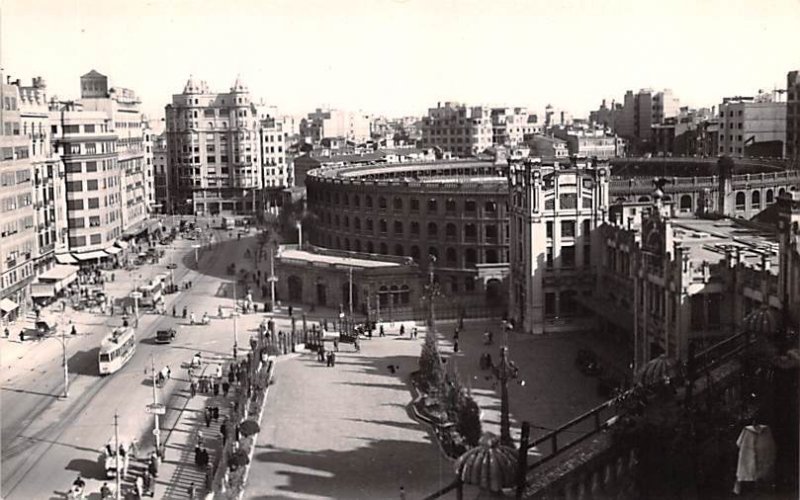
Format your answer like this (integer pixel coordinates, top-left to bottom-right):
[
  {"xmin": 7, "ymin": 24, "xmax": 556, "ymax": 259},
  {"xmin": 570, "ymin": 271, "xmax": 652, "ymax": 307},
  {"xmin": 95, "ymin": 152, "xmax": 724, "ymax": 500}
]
[
  {"xmin": 150, "ymin": 355, "xmax": 161, "ymax": 455},
  {"xmin": 269, "ymin": 243, "xmax": 277, "ymax": 312},
  {"xmin": 233, "ymin": 281, "xmax": 239, "ymax": 359},
  {"xmin": 60, "ymin": 300, "xmax": 69, "ymax": 398},
  {"xmin": 114, "ymin": 410, "xmax": 121, "ymax": 500}
]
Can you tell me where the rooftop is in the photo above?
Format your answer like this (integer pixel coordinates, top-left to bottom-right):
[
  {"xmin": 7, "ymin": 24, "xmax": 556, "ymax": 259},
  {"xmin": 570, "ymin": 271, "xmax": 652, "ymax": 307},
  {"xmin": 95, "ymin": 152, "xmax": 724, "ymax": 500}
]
[
  {"xmin": 277, "ymin": 245, "xmax": 412, "ymax": 269},
  {"xmin": 672, "ymin": 218, "xmax": 779, "ymax": 273}
]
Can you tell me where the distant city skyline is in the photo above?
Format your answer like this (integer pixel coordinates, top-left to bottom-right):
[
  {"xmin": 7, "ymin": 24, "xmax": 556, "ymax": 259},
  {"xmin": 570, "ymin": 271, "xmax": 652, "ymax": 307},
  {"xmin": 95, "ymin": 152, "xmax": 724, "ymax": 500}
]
[{"xmin": 3, "ymin": 0, "xmax": 800, "ymax": 121}]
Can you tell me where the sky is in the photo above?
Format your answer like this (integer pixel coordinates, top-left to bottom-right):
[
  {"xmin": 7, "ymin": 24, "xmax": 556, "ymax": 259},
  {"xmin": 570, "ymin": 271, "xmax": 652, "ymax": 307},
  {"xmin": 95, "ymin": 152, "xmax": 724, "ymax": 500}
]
[{"xmin": 2, "ymin": 0, "xmax": 800, "ymax": 121}]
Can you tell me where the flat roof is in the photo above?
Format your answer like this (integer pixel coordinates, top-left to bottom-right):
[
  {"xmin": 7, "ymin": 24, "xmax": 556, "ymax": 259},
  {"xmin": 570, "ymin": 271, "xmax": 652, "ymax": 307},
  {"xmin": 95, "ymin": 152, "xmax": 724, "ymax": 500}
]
[
  {"xmin": 278, "ymin": 248, "xmax": 405, "ymax": 269},
  {"xmin": 672, "ymin": 218, "xmax": 779, "ymax": 272}
]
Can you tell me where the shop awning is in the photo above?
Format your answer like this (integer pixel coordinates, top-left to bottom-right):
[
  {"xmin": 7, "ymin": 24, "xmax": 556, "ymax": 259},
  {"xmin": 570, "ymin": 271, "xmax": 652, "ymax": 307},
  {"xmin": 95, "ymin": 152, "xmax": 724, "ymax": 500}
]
[
  {"xmin": 38, "ymin": 264, "xmax": 79, "ymax": 281},
  {"xmin": 115, "ymin": 240, "xmax": 129, "ymax": 249},
  {"xmin": 73, "ymin": 250, "xmax": 109, "ymax": 261},
  {"xmin": 105, "ymin": 246, "xmax": 122, "ymax": 255},
  {"xmin": 55, "ymin": 253, "xmax": 78, "ymax": 264},
  {"xmin": 31, "ymin": 283, "xmax": 56, "ymax": 298},
  {"xmin": 0, "ymin": 298, "xmax": 19, "ymax": 313}
]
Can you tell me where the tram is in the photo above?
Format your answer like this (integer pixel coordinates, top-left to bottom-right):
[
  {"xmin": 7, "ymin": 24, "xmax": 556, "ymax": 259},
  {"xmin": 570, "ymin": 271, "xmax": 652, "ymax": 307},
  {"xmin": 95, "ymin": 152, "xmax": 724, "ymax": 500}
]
[{"xmin": 98, "ymin": 327, "xmax": 136, "ymax": 375}]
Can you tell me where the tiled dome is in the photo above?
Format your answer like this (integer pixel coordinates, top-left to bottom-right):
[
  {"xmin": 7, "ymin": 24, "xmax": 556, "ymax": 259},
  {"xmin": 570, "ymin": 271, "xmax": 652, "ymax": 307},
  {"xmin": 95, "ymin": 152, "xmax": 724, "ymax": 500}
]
[{"xmin": 455, "ymin": 435, "xmax": 517, "ymax": 492}]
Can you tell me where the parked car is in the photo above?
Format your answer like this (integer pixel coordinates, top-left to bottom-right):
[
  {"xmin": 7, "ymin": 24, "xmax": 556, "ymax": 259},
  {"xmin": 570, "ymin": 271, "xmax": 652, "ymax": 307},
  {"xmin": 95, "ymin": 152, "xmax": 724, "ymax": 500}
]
[
  {"xmin": 155, "ymin": 328, "xmax": 177, "ymax": 344},
  {"xmin": 166, "ymin": 263, "xmax": 177, "ymax": 270}
]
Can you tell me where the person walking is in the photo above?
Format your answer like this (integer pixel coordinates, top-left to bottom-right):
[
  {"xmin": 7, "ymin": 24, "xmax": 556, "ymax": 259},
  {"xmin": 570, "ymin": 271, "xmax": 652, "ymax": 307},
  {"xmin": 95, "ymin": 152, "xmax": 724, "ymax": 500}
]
[
  {"xmin": 204, "ymin": 407, "xmax": 212, "ymax": 427},
  {"xmin": 400, "ymin": 324, "xmax": 405, "ymax": 337},
  {"xmin": 222, "ymin": 380, "xmax": 230, "ymax": 397},
  {"xmin": 187, "ymin": 482, "xmax": 197, "ymax": 499},
  {"xmin": 454, "ymin": 339, "xmax": 459, "ymax": 353},
  {"xmin": 190, "ymin": 379, "xmax": 197, "ymax": 398},
  {"xmin": 326, "ymin": 351, "xmax": 333, "ymax": 367},
  {"xmin": 379, "ymin": 325, "xmax": 385, "ymax": 337},
  {"xmin": 330, "ymin": 351, "xmax": 336, "ymax": 367},
  {"xmin": 4, "ymin": 327, "xmax": 9, "ymax": 339},
  {"xmin": 71, "ymin": 324, "xmax": 77, "ymax": 336}
]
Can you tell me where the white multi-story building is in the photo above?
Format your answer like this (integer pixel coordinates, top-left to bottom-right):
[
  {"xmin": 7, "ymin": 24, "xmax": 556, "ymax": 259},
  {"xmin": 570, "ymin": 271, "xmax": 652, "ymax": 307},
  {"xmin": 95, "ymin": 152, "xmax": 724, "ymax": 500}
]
[
  {"xmin": 421, "ymin": 102, "xmax": 493, "ymax": 157},
  {"xmin": 718, "ymin": 94, "xmax": 787, "ymax": 158},
  {"xmin": 507, "ymin": 157, "xmax": 611, "ymax": 334},
  {"xmin": 301, "ymin": 108, "xmax": 371, "ymax": 144}
]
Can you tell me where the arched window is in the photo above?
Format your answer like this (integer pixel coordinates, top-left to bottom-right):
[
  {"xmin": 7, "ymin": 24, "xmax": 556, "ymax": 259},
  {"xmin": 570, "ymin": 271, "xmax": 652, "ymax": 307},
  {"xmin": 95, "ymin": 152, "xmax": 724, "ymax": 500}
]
[
  {"xmin": 735, "ymin": 191, "xmax": 746, "ymax": 210},
  {"xmin": 465, "ymin": 248, "xmax": 477, "ymax": 266},
  {"xmin": 428, "ymin": 247, "xmax": 439, "ymax": 260},
  {"xmin": 379, "ymin": 219, "xmax": 387, "ymax": 233},
  {"xmin": 752, "ymin": 190, "xmax": 761, "ymax": 209},
  {"xmin": 394, "ymin": 221, "xmax": 403, "ymax": 236},
  {"xmin": 393, "ymin": 197, "xmax": 403, "ymax": 211},
  {"xmin": 446, "ymin": 223, "xmax": 457, "ymax": 241},
  {"xmin": 334, "ymin": 193, "xmax": 340, "ymax": 205},
  {"xmin": 410, "ymin": 245, "xmax": 420, "ymax": 261},
  {"xmin": 334, "ymin": 215, "xmax": 340, "ymax": 227},
  {"xmin": 366, "ymin": 195, "xmax": 373, "ymax": 208},
  {"xmin": 354, "ymin": 217, "xmax": 361, "ymax": 231},
  {"xmin": 445, "ymin": 198, "xmax": 457, "ymax": 213},
  {"xmin": 485, "ymin": 201, "xmax": 497, "ymax": 213},
  {"xmin": 410, "ymin": 198, "xmax": 420, "ymax": 212},
  {"xmin": 465, "ymin": 223, "xmax": 477, "ymax": 241},
  {"xmin": 343, "ymin": 194, "xmax": 349, "ymax": 207},
  {"xmin": 355, "ymin": 239, "xmax": 362, "ymax": 252},
  {"xmin": 638, "ymin": 196, "xmax": 650, "ymax": 202},
  {"xmin": 325, "ymin": 192, "xmax": 332, "ymax": 203},
  {"xmin": 779, "ymin": 188, "xmax": 787, "ymax": 197},
  {"xmin": 354, "ymin": 195, "xmax": 361, "ymax": 208},
  {"xmin": 400, "ymin": 285, "xmax": 410, "ymax": 305},
  {"xmin": 680, "ymin": 195, "xmax": 693, "ymax": 211},
  {"xmin": 446, "ymin": 247, "xmax": 457, "ymax": 267},
  {"xmin": 427, "ymin": 222, "xmax": 438, "ymax": 239},
  {"xmin": 410, "ymin": 221, "xmax": 420, "ymax": 236},
  {"xmin": 367, "ymin": 241, "xmax": 375, "ymax": 253},
  {"xmin": 766, "ymin": 189, "xmax": 774, "ymax": 203},
  {"xmin": 366, "ymin": 218, "xmax": 374, "ymax": 232},
  {"xmin": 379, "ymin": 243, "xmax": 388, "ymax": 254},
  {"xmin": 343, "ymin": 216, "xmax": 349, "ymax": 228},
  {"xmin": 486, "ymin": 248, "xmax": 499, "ymax": 263},
  {"xmin": 394, "ymin": 244, "xmax": 404, "ymax": 256},
  {"xmin": 335, "ymin": 237, "xmax": 341, "ymax": 249},
  {"xmin": 344, "ymin": 238, "xmax": 350, "ymax": 251},
  {"xmin": 379, "ymin": 196, "xmax": 387, "ymax": 210},
  {"xmin": 465, "ymin": 199, "xmax": 477, "ymax": 213}
]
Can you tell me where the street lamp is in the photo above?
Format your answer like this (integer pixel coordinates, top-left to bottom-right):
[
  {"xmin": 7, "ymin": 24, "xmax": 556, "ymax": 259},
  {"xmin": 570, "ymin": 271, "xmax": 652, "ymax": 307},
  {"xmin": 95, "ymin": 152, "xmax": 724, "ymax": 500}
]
[
  {"xmin": 59, "ymin": 299, "xmax": 69, "ymax": 398},
  {"xmin": 130, "ymin": 291, "xmax": 142, "ymax": 328},
  {"xmin": 232, "ymin": 283, "xmax": 240, "ymax": 359},
  {"xmin": 492, "ymin": 322, "xmax": 521, "ymax": 447},
  {"xmin": 192, "ymin": 243, "xmax": 201, "ymax": 267},
  {"xmin": 268, "ymin": 243, "xmax": 278, "ymax": 313}
]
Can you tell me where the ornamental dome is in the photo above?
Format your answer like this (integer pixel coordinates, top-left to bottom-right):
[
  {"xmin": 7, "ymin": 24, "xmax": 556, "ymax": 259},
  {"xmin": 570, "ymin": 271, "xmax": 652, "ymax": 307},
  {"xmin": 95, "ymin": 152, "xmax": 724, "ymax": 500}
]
[{"xmin": 455, "ymin": 435, "xmax": 518, "ymax": 492}]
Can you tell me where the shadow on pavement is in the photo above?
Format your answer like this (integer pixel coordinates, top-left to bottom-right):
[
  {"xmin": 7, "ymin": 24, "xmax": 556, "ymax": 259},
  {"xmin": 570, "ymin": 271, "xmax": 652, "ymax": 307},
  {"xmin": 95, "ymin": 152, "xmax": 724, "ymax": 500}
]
[
  {"xmin": 68, "ymin": 348, "xmax": 99, "ymax": 376},
  {"xmin": 64, "ymin": 457, "xmax": 104, "ymax": 480}
]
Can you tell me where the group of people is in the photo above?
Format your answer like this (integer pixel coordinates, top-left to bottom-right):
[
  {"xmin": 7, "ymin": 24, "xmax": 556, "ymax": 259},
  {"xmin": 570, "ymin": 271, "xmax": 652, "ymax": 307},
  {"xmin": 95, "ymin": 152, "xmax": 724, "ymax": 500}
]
[{"xmin": 316, "ymin": 344, "xmax": 337, "ymax": 367}]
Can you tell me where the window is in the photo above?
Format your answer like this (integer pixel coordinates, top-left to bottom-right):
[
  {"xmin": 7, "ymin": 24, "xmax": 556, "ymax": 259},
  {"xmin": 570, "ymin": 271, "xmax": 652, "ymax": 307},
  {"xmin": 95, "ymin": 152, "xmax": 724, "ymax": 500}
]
[
  {"xmin": 379, "ymin": 197, "xmax": 387, "ymax": 210},
  {"xmin": 446, "ymin": 248, "xmax": 457, "ymax": 267},
  {"xmin": 353, "ymin": 195, "xmax": 360, "ymax": 208},
  {"xmin": 445, "ymin": 198, "xmax": 456, "ymax": 213},
  {"xmin": 485, "ymin": 201, "xmax": 497, "ymax": 213},
  {"xmin": 485, "ymin": 225, "xmax": 498, "ymax": 243},
  {"xmin": 86, "ymin": 161, "xmax": 98, "ymax": 172},
  {"xmin": 427, "ymin": 222, "xmax": 438, "ymax": 239},
  {"xmin": 559, "ymin": 194, "xmax": 577, "ymax": 209},
  {"xmin": 465, "ymin": 200, "xmax": 476, "ymax": 213},
  {"xmin": 67, "ymin": 180, "xmax": 83, "ymax": 192},
  {"xmin": 410, "ymin": 198, "xmax": 419, "ymax": 212},
  {"xmin": 546, "ymin": 247, "xmax": 553, "ymax": 268},
  {"xmin": 366, "ymin": 196, "xmax": 373, "ymax": 208},
  {"xmin": 394, "ymin": 221, "xmax": 403, "ymax": 236},
  {"xmin": 379, "ymin": 219, "xmax": 387, "ymax": 233},
  {"xmin": 366, "ymin": 219, "xmax": 374, "ymax": 232},
  {"xmin": 446, "ymin": 223, "xmax": 457, "ymax": 240},
  {"xmin": 735, "ymin": 191, "xmax": 746, "ymax": 210},
  {"xmin": 752, "ymin": 190, "xmax": 761, "ymax": 209},
  {"xmin": 410, "ymin": 245, "xmax": 420, "ymax": 260},
  {"xmin": 410, "ymin": 222, "xmax": 420, "ymax": 236},
  {"xmin": 84, "ymin": 124, "xmax": 95, "ymax": 133},
  {"xmin": 427, "ymin": 198, "xmax": 437, "ymax": 213},
  {"xmin": 544, "ymin": 293, "xmax": 556, "ymax": 318},
  {"xmin": 546, "ymin": 221, "xmax": 553, "ymax": 238},
  {"xmin": 393, "ymin": 197, "xmax": 403, "ymax": 211},
  {"xmin": 88, "ymin": 198, "xmax": 100, "ymax": 209},
  {"xmin": 465, "ymin": 248, "xmax": 477, "ymax": 266},
  {"xmin": 465, "ymin": 223, "xmax": 477, "ymax": 241},
  {"xmin": 562, "ymin": 246, "xmax": 576, "ymax": 268},
  {"xmin": 561, "ymin": 221, "xmax": 575, "ymax": 238},
  {"xmin": 354, "ymin": 217, "xmax": 361, "ymax": 231},
  {"xmin": 560, "ymin": 291, "xmax": 578, "ymax": 317},
  {"xmin": 86, "ymin": 179, "xmax": 99, "ymax": 191}
]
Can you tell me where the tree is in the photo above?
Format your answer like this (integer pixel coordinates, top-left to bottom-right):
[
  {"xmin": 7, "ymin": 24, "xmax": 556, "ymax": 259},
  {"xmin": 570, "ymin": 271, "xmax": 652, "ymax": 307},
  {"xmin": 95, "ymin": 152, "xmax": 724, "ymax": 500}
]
[
  {"xmin": 457, "ymin": 394, "xmax": 482, "ymax": 447},
  {"xmin": 419, "ymin": 328, "xmax": 444, "ymax": 393}
]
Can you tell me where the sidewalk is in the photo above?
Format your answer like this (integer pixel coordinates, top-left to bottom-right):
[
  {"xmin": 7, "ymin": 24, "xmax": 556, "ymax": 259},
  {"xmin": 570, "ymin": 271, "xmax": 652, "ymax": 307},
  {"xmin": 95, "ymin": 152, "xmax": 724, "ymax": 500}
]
[{"xmin": 152, "ymin": 353, "xmax": 238, "ymax": 500}]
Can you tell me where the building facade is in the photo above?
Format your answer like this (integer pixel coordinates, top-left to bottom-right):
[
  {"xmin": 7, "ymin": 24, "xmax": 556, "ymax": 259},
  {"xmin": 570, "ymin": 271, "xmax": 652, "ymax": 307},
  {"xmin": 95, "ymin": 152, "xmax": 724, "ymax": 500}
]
[
  {"xmin": 79, "ymin": 70, "xmax": 150, "ymax": 236},
  {"xmin": 17, "ymin": 77, "xmax": 66, "ymax": 274},
  {"xmin": 0, "ymin": 79, "xmax": 37, "ymax": 321},
  {"xmin": 718, "ymin": 95, "xmax": 786, "ymax": 158},
  {"xmin": 165, "ymin": 76, "xmax": 262, "ymax": 215},
  {"xmin": 507, "ymin": 157, "xmax": 611, "ymax": 334},
  {"xmin": 421, "ymin": 102, "xmax": 493, "ymax": 157},
  {"xmin": 152, "ymin": 133, "xmax": 169, "ymax": 212},
  {"xmin": 300, "ymin": 108, "xmax": 371, "ymax": 144},
  {"xmin": 50, "ymin": 102, "xmax": 121, "ymax": 253}
]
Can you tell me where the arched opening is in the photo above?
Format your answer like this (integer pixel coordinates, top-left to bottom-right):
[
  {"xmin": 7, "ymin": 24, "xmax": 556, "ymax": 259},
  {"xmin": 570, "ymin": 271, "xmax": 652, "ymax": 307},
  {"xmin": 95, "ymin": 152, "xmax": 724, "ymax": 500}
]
[
  {"xmin": 400, "ymin": 285, "xmax": 410, "ymax": 305},
  {"xmin": 344, "ymin": 238, "xmax": 350, "ymax": 251},
  {"xmin": 427, "ymin": 222, "xmax": 438, "ymax": 239},
  {"xmin": 766, "ymin": 189, "xmax": 774, "ymax": 203},
  {"xmin": 680, "ymin": 195, "xmax": 693, "ymax": 211},
  {"xmin": 428, "ymin": 247, "xmax": 439, "ymax": 261},
  {"xmin": 638, "ymin": 196, "xmax": 651, "ymax": 202},
  {"xmin": 410, "ymin": 246, "xmax": 420, "ymax": 261},
  {"xmin": 752, "ymin": 190, "xmax": 761, "ymax": 210},
  {"xmin": 735, "ymin": 191, "xmax": 746, "ymax": 210},
  {"xmin": 394, "ymin": 244, "xmax": 404, "ymax": 256},
  {"xmin": 366, "ymin": 195, "xmax": 373, "ymax": 208},
  {"xmin": 394, "ymin": 221, "xmax": 403, "ymax": 236},
  {"xmin": 779, "ymin": 188, "xmax": 787, "ymax": 197},
  {"xmin": 379, "ymin": 243, "xmax": 388, "ymax": 254},
  {"xmin": 486, "ymin": 278, "xmax": 503, "ymax": 306},
  {"xmin": 366, "ymin": 241, "xmax": 375, "ymax": 253},
  {"xmin": 288, "ymin": 275, "xmax": 303, "ymax": 302},
  {"xmin": 446, "ymin": 223, "xmax": 457, "ymax": 241},
  {"xmin": 446, "ymin": 247, "xmax": 457, "ymax": 267},
  {"xmin": 354, "ymin": 239, "xmax": 362, "ymax": 252},
  {"xmin": 379, "ymin": 286, "xmax": 389, "ymax": 308},
  {"xmin": 465, "ymin": 248, "xmax": 477, "ymax": 267},
  {"xmin": 486, "ymin": 248, "xmax": 499, "ymax": 264}
]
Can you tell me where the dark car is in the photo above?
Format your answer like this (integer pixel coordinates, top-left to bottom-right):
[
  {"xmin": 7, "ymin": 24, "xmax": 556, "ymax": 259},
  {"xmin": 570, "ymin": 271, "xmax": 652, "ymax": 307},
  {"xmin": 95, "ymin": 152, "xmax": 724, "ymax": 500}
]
[
  {"xmin": 166, "ymin": 263, "xmax": 177, "ymax": 270},
  {"xmin": 155, "ymin": 328, "xmax": 177, "ymax": 344},
  {"xmin": 575, "ymin": 348, "xmax": 602, "ymax": 377}
]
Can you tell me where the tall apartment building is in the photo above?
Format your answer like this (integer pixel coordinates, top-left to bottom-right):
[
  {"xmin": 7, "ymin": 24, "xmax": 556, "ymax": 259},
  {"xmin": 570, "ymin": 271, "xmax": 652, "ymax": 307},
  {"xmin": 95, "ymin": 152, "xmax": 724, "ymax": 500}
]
[
  {"xmin": 507, "ymin": 157, "xmax": 610, "ymax": 334},
  {"xmin": 718, "ymin": 94, "xmax": 786, "ymax": 158},
  {"xmin": 300, "ymin": 108, "xmax": 371, "ymax": 144},
  {"xmin": 142, "ymin": 120, "xmax": 155, "ymax": 211},
  {"xmin": 50, "ymin": 101, "xmax": 122, "ymax": 253},
  {"xmin": 152, "ymin": 133, "xmax": 169, "ymax": 212},
  {"xmin": 421, "ymin": 102, "xmax": 493, "ymax": 157},
  {"xmin": 787, "ymin": 70, "xmax": 800, "ymax": 165},
  {"xmin": 0, "ymin": 78, "xmax": 37, "ymax": 321},
  {"xmin": 165, "ymin": 76, "xmax": 262, "ymax": 215},
  {"xmin": 16, "ymin": 77, "xmax": 66, "ymax": 274},
  {"xmin": 79, "ymin": 70, "xmax": 149, "ymax": 236},
  {"xmin": 617, "ymin": 89, "xmax": 680, "ymax": 150}
]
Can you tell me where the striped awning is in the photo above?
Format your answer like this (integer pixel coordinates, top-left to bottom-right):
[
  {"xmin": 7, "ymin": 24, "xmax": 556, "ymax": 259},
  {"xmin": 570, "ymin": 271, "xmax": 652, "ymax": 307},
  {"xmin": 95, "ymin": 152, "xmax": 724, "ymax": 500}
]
[
  {"xmin": 105, "ymin": 246, "xmax": 122, "ymax": 255},
  {"xmin": 73, "ymin": 250, "xmax": 109, "ymax": 261},
  {"xmin": 0, "ymin": 298, "xmax": 19, "ymax": 313},
  {"xmin": 115, "ymin": 240, "xmax": 129, "ymax": 249}
]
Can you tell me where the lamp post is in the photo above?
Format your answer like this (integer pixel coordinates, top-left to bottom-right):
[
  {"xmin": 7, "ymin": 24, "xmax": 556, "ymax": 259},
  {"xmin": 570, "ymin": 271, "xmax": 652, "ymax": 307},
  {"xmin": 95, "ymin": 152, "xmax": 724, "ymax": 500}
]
[
  {"xmin": 59, "ymin": 299, "xmax": 69, "ymax": 398},
  {"xmin": 296, "ymin": 221, "xmax": 303, "ymax": 248},
  {"xmin": 130, "ymin": 291, "xmax": 142, "ymax": 328},
  {"xmin": 232, "ymin": 283, "xmax": 239, "ymax": 359},
  {"xmin": 192, "ymin": 243, "xmax": 201, "ymax": 268},
  {"xmin": 493, "ymin": 320, "xmax": 520, "ymax": 447},
  {"xmin": 268, "ymin": 242, "xmax": 278, "ymax": 312},
  {"xmin": 150, "ymin": 355, "xmax": 161, "ymax": 455}
]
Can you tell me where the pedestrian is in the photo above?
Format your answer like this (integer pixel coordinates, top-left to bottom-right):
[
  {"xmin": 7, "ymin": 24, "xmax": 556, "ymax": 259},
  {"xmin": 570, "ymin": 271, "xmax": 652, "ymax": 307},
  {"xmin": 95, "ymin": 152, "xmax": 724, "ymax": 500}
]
[
  {"xmin": 288, "ymin": 305, "xmax": 293, "ymax": 317},
  {"xmin": 454, "ymin": 327, "xmax": 459, "ymax": 341},
  {"xmin": 18, "ymin": 330, "xmax": 24, "ymax": 342},
  {"xmin": 333, "ymin": 338, "xmax": 339, "ymax": 352},
  {"xmin": 196, "ymin": 429, "xmax": 204, "ymax": 447},
  {"xmin": 148, "ymin": 453, "xmax": 159, "ymax": 477},
  {"xmin": 190, "ymin": 379, "xmax": 197, "ymax": 398},
  {"xmin": 166, "ymin": 365, "xmax": 171, "ymax": 379},
  {"xmin": 204, "ymin": 407, "xmax": 211, "ymax": 427},
  {"xmin": 220, "ymin": 421, "xmax": 228, "ymax": 443},
  {"xmin": 400, "ymin": 485, "xmax": 406, "ymax": 500},
  {"xmin": 318, "ymin": 344, "xmax": 325, "ymax": 363},
  {"xmin": 135, "ymin": 475, "xmax": 144, "ymax": 498},
  {"xmin": 4, "ymin": 327, "xmax": 8, "ymax": 338},
  {"xmin": 222, "ymin": 381, "xmax": 230, "ymax": 397},
  {"xmin": 412, "ymin": 327, "xmax": 418, "ymax": 339},
  {"xmin": 326, "ymin": 351, "xmax": 332, "ymax": 367},
  {"xmin": 194, "ymin": 445, "xmax": 201, "ymax": 466},
  {"xmin": 172, "ymin": 305, "xmax": 176, "ymax": 317},
  {"xmin": 379, "ymin": 325, "xmax": 385, "ymax": 337},
  {"xmin": 234, "ymin": 424, "xmax": 241, "ymax": 442},
  {"xmin": 228, "ymin": 369, "xmax": 235, "ymax": 385},
  {"xmin": 213, "ymin": 379, "xmax": 220, "ymax": 396},
  {"xmin": 330, "ymin": 351, "xmax": 336, "ymax": 367},
  {"xmin": 187, "ymin": 482, "xmax": 196, "ymax": 499},
  {"xmin": 454, "ymin": 339, "xmax": 459, "ymax": 353},
  {"xmin": 400, "ymin": 324, "xmax": 405, "ymax": 337}
]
